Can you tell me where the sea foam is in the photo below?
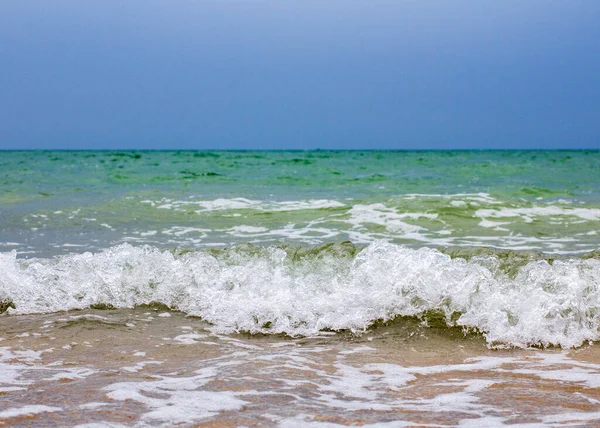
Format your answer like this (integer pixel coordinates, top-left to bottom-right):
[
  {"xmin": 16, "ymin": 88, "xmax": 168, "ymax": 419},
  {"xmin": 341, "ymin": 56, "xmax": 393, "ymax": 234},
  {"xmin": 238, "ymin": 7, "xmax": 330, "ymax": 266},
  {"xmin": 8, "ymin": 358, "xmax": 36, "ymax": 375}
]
[{"xmin": 1, "ymin": 242, "xmax": 599, "ymax": 348}]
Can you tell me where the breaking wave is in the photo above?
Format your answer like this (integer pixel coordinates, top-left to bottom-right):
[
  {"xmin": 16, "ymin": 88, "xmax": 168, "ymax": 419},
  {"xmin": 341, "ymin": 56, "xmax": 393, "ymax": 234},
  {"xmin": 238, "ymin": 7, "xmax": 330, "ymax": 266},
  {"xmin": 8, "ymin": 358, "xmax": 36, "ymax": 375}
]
[{"xmin": 1, "ymin": 242, "xmax": 599, "ymax": 348}]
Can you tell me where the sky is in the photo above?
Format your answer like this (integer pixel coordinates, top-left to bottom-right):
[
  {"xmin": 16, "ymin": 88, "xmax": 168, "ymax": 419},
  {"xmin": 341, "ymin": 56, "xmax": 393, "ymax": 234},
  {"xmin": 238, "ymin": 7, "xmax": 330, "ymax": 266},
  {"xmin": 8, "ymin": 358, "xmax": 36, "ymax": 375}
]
[{"xmin": 1, "ymin": 1, "xmax": 599, "ymax": 150}]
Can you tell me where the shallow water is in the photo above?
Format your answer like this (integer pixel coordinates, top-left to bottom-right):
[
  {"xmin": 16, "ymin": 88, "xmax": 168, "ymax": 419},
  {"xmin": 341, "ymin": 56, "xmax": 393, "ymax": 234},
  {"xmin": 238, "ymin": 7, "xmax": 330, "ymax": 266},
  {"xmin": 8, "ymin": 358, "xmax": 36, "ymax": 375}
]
[
  {"xmin": 1, "ymin": 309, "xmax": 600, "ymax": 426},
  {"xmin": 2, "ymin": 150, "xmax": 599, "ymax": 257},
  {"xmin": 2, "ymin": 241, "xmax": 600, "ymax": 349},
  {"xmin": 1, "ymin": 150, "xmax": 599, "ymax": 426}
]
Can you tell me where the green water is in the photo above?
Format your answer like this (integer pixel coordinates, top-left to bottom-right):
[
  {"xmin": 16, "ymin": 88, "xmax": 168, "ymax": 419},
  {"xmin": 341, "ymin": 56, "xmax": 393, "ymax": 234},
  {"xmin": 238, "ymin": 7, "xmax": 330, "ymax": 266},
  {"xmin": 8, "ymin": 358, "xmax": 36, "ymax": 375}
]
[{"xmin": 1, "ymin": 150, "xmax": 599, "ymax": 257}]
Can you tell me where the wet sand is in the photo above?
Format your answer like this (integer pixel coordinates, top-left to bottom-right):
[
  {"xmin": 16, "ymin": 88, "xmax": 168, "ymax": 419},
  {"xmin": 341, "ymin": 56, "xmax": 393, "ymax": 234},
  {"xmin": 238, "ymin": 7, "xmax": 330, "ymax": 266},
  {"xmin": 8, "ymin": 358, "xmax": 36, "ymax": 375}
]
[{"xmin": 1, "ymin": 308, "xmax": 600, "ymax": 427}]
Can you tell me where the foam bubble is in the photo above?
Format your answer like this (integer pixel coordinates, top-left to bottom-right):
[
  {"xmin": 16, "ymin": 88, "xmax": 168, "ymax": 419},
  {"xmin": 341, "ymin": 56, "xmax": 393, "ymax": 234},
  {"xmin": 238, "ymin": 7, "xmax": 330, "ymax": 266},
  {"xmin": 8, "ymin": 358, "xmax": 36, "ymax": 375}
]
[
  {"xmin": 0, "ymin": 405, "xmax": 62, "ymax": 420},
  {"xmin": 104, "ymin": 367, "xmax": 246, "ymax": 423},
  {"xmin": 1, "ymin": 242, "xmax": 600, "ymax": 348},
  {"xmin": 476, "ymin": 206, "xmax": 600, "ymax": 222},
  {"xmin": 143, "ymin": 197, "xmax": 345, "ymax": 213}
]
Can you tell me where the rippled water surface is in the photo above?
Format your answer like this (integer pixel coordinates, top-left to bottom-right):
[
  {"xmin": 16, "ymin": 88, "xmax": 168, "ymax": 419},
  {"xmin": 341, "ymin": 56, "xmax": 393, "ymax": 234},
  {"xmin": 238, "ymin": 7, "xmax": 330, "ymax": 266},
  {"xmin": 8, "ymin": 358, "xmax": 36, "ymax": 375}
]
[
  {"xmin": 1, "ymin": 150, "xmax": 599, "ymax": 426},
  {"xmin": 1, "ymin": 150, "xmax": 599, "ymax": 256},
  {"xmin": 2, "ymin": 309, "xmax": 600, "ymax": 427}
]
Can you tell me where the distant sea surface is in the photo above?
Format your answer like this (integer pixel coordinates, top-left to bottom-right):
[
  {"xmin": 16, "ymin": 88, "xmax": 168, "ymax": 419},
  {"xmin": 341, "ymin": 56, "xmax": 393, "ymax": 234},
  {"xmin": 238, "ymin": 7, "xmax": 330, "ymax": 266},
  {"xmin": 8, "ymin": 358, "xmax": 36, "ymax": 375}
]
[
  {"xmin": 2, "ymin": 150, "xmax": 600, "ymax": 257},
  {"xmin": 1, "ymin": 150, "xmax": 600, "ymax": 426}
]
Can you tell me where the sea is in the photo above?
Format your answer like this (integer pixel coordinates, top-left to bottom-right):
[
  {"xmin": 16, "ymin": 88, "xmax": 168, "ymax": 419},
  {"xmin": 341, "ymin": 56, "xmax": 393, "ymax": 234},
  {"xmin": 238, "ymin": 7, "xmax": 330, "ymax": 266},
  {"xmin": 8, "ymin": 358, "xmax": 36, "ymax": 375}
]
[{"xmin": 1, "ymin": 150, "xmax": 600, "ymax": 426}]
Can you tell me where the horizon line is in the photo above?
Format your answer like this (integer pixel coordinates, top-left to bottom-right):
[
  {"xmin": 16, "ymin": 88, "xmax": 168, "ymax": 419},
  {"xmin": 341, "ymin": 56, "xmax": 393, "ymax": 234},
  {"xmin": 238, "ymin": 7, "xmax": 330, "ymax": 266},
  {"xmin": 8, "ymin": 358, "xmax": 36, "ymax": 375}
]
[{"xmin": 1, "ymin": 148, "xmax": 598, "ymax": 152}]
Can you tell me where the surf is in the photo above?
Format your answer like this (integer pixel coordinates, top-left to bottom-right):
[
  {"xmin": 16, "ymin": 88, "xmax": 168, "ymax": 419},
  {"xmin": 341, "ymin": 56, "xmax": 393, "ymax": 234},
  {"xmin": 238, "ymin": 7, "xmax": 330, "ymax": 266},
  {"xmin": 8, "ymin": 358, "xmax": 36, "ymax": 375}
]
[{"xmin": 2, "ymin": 241, "xmax": 599, "ymax": 348}]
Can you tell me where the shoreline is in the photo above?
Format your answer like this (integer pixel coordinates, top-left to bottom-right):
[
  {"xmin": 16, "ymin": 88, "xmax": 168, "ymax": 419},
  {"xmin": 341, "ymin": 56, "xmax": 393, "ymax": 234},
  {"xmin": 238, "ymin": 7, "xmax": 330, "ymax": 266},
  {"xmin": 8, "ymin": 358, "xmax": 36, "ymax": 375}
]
[{"xmin": 2, "ymin": 308, "xmax": 600, "ymax": 426}]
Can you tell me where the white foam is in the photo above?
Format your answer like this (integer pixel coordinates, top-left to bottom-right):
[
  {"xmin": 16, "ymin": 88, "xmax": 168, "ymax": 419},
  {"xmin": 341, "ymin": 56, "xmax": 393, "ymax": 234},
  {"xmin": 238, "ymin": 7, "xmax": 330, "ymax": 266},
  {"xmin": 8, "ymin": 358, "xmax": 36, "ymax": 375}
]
[
  {"xmin": 0, "ymin": 349, "xmax": 32, "ymax": 391},
  {"xmin": 499, "ymin": 353, "xmax": 600, "ymax": 388},
  {"xmin": 300, "ymin": 350, "xmax": 600, "ymax": 425},
  {"xmin": 74, "ymin": 423, "xmax": 127, "ymax": 428},
  {"xmin": 45, "ymin": 367, "xmax": 96, "ymax": 381},
  {"xmin": 78, "ymin": 402, "xmax": 111, "ymax": 410},
  {"xmin": 104, "ymin": 367, "xmax": 246, "ymax": 423},
  {"xmin": 542, "ymin": 411, "xmax": 600, "ymax": 424},
  {"xmin": 120, "ymin": 195, "xmax": 600, "ymax": 253},
  {"xmin": 144, "ymin": 197, "xmax": 345, "ymax": 213},
  {"xmin": 0, "ymin": 405, "xmax": 62, "ymax": 419},
  {"xmin": 403, "ymin": 193, "xmax": 501, "ymax": 204},
  {"xmin": 476, "ymin": 206, "xmax": 600, "ymax": 222},
  {"xmin": 171, "ymin": 333, "xmax": 208, "ymax": 345},
  {"xmin": 2, "ymin": 242, "xmax": 600, "ymax": 348},
  {"xmin": 228, "ymin": 225, "xmax": 269, "ymax": 234},
  {"xmin": 161, "ymin": 226, "xmax": 211, "ymax": 236},
  {"xmin": 346, "ymin": 204, "xmax": 434, "ymax": 235},
  {"xmin": 477, "ymin": 219, "xmax": 510, "ymax": 230},
  {"xmin": 121, "ymin": 360, "xmax": 163, "ymax": 373}
]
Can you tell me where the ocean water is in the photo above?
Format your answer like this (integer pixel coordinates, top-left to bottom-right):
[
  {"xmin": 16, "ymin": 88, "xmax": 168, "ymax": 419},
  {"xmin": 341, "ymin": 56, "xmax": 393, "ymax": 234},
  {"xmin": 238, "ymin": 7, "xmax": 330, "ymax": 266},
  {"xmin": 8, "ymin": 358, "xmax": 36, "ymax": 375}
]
[{"xmin": 1, "ymin": 150, "xmax": 600, "ymax": 426}]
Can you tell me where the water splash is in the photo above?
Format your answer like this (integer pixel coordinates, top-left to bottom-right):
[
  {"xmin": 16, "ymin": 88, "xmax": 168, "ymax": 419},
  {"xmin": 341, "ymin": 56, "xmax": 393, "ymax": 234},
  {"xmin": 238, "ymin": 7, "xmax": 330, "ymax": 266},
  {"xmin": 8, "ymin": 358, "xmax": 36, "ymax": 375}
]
[{"xmin": 1, "ymin": 242, "xmax": 599, "ymax": 348}]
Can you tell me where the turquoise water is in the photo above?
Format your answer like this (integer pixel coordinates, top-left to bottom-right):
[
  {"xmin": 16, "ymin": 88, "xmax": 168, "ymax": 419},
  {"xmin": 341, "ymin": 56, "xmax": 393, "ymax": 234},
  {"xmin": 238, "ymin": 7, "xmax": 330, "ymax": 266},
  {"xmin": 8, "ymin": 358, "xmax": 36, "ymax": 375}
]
[
  {"xmin": 1, "ymin": 150, "xmax": 599, "ymax": 256},
  {"xmin": 1, "ymin": 150, "xmax": 600, "ymax": 348},
  {"xmin": 2, "ymin": 152, "xmax": 600, "ymax": 427}
]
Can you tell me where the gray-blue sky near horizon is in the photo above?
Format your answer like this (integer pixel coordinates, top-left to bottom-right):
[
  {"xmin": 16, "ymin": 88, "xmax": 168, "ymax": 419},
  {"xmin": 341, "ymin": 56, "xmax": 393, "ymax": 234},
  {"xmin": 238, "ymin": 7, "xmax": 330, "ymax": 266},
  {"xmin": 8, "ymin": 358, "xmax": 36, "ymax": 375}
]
[{"xmin": 1, "ymin": 1, "xmax": 599, "ymax": 150}]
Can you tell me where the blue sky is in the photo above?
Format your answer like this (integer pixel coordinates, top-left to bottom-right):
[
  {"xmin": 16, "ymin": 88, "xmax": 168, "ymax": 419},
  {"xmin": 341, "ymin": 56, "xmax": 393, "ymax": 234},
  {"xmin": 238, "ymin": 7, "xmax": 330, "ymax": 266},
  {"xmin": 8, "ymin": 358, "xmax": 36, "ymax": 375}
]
[{"xmin": 1, "ymin": 1, "xmax": 599, "ymax": 150}]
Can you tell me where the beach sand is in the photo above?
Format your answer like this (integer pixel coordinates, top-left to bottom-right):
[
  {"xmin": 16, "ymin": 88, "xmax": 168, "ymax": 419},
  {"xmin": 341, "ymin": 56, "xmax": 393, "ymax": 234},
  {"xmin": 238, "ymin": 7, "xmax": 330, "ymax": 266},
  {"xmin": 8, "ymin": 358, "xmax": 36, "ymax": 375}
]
[{"xmin": 2, "ymin": 308, "xmax": 600, "ymax": 427}]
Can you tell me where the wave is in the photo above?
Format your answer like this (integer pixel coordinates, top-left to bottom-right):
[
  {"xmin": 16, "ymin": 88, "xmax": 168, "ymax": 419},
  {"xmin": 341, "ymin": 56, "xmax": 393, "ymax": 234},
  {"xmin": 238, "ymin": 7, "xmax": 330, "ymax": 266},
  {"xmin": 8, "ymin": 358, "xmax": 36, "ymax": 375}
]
[
  {"xmin": 1, "ymin": 242, "xmax": 599, "ymax": 348},
  {"xmin": 140, "ymin": 197, "xmax": 346, "ymax": 212}
]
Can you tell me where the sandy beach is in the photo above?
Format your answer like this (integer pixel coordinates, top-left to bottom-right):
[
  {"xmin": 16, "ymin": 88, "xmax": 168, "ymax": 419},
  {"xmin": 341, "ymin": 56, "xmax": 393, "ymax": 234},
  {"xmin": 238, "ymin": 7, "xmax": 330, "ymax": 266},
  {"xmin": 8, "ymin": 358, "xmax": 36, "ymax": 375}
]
[{"xmin": 2, "ymin": 308, "xmax": 600, "ymax": 426}]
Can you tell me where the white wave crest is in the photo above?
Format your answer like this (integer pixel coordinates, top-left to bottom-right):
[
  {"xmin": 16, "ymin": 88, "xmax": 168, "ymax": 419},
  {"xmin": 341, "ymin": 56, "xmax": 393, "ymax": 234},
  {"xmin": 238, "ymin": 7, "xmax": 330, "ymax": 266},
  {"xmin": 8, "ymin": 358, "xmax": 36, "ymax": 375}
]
[
  {"xmin": 141, "ymin": 197, "xmax": 345, "ymax": 212},
  {"xmin": 1, "ymin": 242, "xmax": 599, "ymax": 348}
]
